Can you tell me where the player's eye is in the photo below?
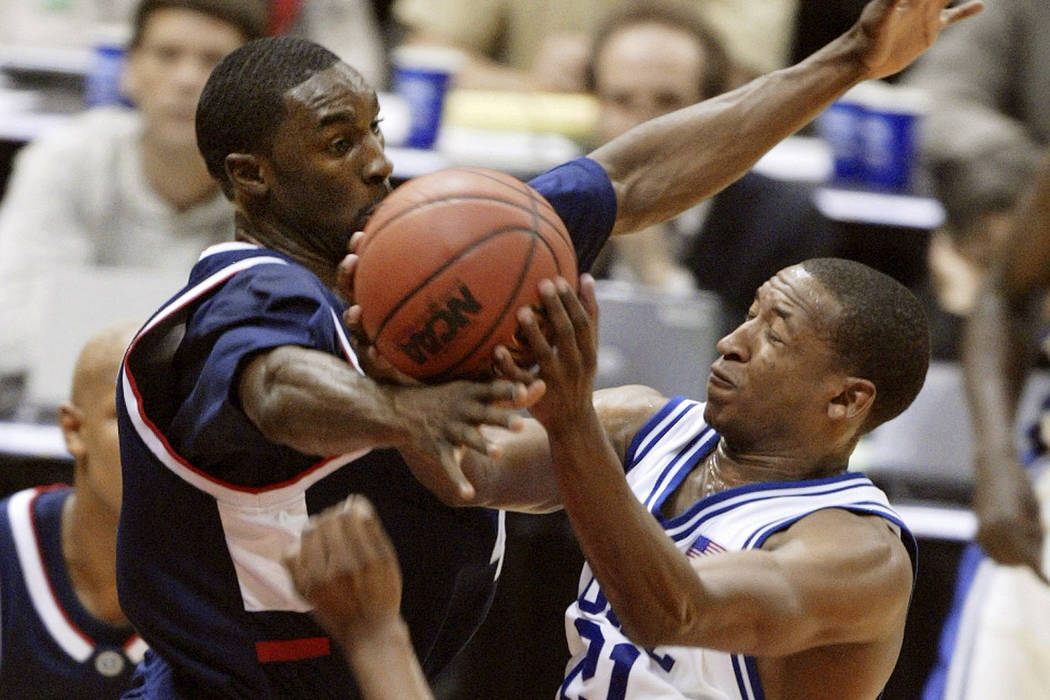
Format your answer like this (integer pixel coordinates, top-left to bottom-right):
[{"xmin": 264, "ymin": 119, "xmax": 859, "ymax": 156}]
[{"xmin": 329, "ymin": 137, "xmax": 353, "ymax": 155}]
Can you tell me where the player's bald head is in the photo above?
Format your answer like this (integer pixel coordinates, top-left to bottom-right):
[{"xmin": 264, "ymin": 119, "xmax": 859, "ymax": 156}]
[{"xmin": 70, "ymin": 322, "xmax": 138, "ymax": 408}]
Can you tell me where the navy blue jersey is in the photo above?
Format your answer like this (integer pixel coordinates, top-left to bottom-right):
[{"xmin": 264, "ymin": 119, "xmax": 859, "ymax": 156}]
[
  {"xmin": 116, "ymin": 158, "xmax": 616, "ymax": 698},
  {"xmin": 0, "ymin": 486, "xmax": 145, "ymax": 699}
]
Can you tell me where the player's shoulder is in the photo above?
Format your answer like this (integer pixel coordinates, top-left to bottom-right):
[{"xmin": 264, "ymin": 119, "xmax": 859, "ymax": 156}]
[
  {"xmin": 190, "ymin": 244, "xmax": 328, "ymax": 296},
  {"xmin": 594, "ymin": 385, "xmax": 669, "ymax": 455}
]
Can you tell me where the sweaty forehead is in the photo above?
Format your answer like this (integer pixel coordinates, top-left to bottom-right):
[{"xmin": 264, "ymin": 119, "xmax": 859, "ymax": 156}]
[
  {"xmin": 758, "ymin": 267, "xmax": 837, "ymax": 327},
  {"xmin": 285, "ymin": 63, "xmax": 375, "ymax": 115}
]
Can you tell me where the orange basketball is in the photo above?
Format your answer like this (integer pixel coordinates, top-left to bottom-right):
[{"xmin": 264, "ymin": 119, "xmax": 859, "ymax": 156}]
[{"xmin": 355, "ymin": 166, "xmax": 577, "ymax": 382}]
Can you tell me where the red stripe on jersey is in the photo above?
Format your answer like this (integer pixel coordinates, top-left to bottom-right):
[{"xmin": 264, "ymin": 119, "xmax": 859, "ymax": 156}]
[{"xmin": 255, "ymin": 636, "xmax": 331, "ymax": 662}]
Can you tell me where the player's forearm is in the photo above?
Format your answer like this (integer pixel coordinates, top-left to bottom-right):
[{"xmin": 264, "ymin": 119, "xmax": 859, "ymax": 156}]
[
  {"xmin": 591, "ymin": 33, "xmax": 866, "ymax": 236},
  {"xmin": 962, "ymin": 278, "xmax": 1034, "ymax": 467},
  {"xmin": 546, "ymin": 411, "xmax": 712, "ymax": 647},
  {"xmin": 341, "ymin": 619, "xmax": 434, "ymax": 700},
  {"xmin": 455, "ymin": 422, "xmax": 563, "ymax": 513},
  {"xmin": 239, "ymin": 346, "xmax": 418, "ymax": 456}
]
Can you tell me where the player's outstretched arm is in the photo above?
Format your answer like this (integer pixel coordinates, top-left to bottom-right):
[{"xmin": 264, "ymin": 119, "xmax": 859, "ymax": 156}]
[
  {"xmin": 590, "ymin": 0, "xmax": 982, "ymax": 237},
  {"xmin": 238, "ymin": 344, "xmax": 534, "ymax": 503},
  {"xmin": 284, "ymin": 495, "xmax": 434, "ymax": 700},
  {"xmin": 963, "ymin": 149, "xmax": 1050, "ymax": 579}
]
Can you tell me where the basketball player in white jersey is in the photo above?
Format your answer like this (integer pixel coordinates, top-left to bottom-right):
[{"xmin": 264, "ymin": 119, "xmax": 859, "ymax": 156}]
[
  {"xmin": 480, "ymin": 259, "xmax": 926, "ymax": 700},
  {"xmin": 338, "ymin": 257, "xmax": 926, "ymax": 699}
]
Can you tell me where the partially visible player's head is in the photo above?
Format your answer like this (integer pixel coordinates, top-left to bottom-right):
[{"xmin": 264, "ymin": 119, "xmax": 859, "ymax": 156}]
[
  {"xmin": 59, "ymin": 322, "xmax": 139, "ymax": 516},
  {"xmin": 197, "ymin": 36, "xmax": 393, "ymax": 265},
  {"xmin": 705, "ymin": 258, "xmax": 928, "ymax": 457},
  {"xmin": 122, "ymin": 0, "xmax": 267, "ymax": 151},
  {"xmin": 800, "ymin": 257, "xmax": 929, "ymax": 431},
  {"xmin": 587, "ymin": 0, "xmax": 731, "ymax": 143},
  {"xmin": 196, "ymin": 35, "xmax": 344, "ymax": 194}
]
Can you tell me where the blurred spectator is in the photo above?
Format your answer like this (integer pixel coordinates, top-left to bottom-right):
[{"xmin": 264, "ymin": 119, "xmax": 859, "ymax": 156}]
[
  {"xmin": 390, "ymin": 0, "xmax": 797, "ymax": 93},
  {"xmin": 0, "ymin": 321, "xmax": 142, "ymax": 698},
  {"xmin": 0, "ymin": 0, "xmax": 265, "ymax": 413},
  {"xmin": 902, "ymin": 0, "xmax": 1050, "ymax": 255},
  {"xmin": 587, "ymin": 0, "xmax": 837, "ymax": 327},
  {"xmin": 266, "ymin": 0, "xmax": 388, "ymax": 88}
]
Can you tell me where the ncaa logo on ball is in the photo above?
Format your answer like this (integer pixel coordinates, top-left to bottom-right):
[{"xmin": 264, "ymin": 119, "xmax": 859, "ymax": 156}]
[{"xmin": 396, "ymin": 280, "xmax": 483, "ymax": 365}]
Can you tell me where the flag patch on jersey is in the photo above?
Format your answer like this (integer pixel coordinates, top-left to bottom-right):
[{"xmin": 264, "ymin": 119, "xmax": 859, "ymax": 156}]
[{"xmin": 686, "ymin": 535, "xmax": 725, "ymax": 557}]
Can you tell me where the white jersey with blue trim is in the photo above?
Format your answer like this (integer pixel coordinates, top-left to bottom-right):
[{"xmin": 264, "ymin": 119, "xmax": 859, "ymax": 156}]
[{"xmin": 560, "ymin": 396, "xmax": 916, "ymax": 700}]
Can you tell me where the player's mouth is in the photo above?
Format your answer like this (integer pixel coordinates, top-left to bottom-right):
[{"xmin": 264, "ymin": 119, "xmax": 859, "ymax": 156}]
[
  {"xmin": 708, "ymin": 364, "xmax": 735, "ymax": 391},
  {"xmin": 354, "ymin": 193, "xmax": 388, "ymax": 230}
]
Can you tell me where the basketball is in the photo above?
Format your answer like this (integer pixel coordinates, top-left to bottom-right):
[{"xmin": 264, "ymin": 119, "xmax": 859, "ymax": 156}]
[{"xmin": 355, "ymin": 166, "xmax": 578, "ymax": 382}]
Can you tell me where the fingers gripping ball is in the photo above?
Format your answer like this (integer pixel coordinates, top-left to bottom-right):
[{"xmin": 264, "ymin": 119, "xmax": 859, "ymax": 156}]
[{"xmin": 356, "ymin": 167, "xmax": 578, "ymax": 382}]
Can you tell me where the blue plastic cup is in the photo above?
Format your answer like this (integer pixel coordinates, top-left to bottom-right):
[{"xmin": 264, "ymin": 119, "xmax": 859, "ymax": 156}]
[
  {"xmin": 391, "ymin": 46, "xmax": 464, "ymax": 150},
  {"xmin": 858, "ymin": 86, "xmax": 927, "ymax": 193},
  {"xmin": 816, "ymin": 89, "xmax": 869, "ymax": 186}
]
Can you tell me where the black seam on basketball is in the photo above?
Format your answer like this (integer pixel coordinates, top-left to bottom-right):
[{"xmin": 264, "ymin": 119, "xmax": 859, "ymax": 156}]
[
  {"xmin": 520, "ymin": 183, "xmax": 574, "ymax": 275},
  {"xmin": 532, "ymin": 230, "xmax": 569, "ymax": 277},
  {"xmin": 367, "ymin": 195, "xmax": 566, "ymax": 246},
  {"xmin": 425, "ymin": 233, "xmax": 538, "ymax": 382},
  {"xmin": 372, "ymin": 225, "xmax": 541, "ymax": 341},
  {"xmin": 450, "ymin": 169, "xmax": 574, "ymax": 253}
]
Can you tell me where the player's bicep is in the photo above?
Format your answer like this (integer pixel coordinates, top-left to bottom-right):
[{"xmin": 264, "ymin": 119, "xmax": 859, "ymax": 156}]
[
  {"xmin": 683, "ymin": 510, "xmax": 912, "ymax": 656},
  {"xmin": 753, "ymin": 511, "xmax": 913, "ymax": 649}
]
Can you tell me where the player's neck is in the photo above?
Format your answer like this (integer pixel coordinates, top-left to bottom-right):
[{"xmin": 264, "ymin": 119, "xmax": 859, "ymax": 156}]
[
  {"xmin": 235, "ymin": 217, "xmax": 340, "ymax": 291},
  {"xmin": 61, "ymin": 492, "xmax": 128, "ymax": 626},
  {"xmin": 664, "ymin": 441, "xmax": 847, "ymax": 517}
]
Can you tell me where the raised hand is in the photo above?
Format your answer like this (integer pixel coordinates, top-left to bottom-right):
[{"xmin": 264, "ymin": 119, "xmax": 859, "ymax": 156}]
[
  {"xmin": 853, "ymin": 0, "xmax": 983, "ymax": 80},
  {"xmin": 284, "ymin": 496, "xmax": 434, "ymax": 700},
  {"xmin": 285, "ymin": 495, "xmax": 403, "ymax": 641},
  {"xmin": 496, "ymin": 275, "xmax": 599, "ymax": 431}
]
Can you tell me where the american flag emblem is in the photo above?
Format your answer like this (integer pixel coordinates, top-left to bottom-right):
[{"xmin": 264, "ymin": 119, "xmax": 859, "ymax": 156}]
[{"xmin": 686, "ymin": 535, "xmax": 725, "ymax": 558}]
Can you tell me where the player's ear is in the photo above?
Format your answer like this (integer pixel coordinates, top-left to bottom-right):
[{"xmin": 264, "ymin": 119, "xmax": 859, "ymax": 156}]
[
  {"xmin": 58, "ymin": 402, "xmax": 86, "ymax": 461},
  {"xmin": 225, "ymin": 153, "xmax": 268, "ymax": 197},
  {"xmin": 827, "ymin": 377, "xmax": 875, "ymax": 423}
]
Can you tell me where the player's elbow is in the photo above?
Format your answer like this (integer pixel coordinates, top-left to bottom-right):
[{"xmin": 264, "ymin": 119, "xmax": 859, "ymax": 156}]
[{"xmin": 617, "ymin": 596, "xmax": 704, "ymax": 649}]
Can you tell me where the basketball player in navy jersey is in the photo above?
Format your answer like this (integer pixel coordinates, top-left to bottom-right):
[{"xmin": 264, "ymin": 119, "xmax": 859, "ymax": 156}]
[
  {"xmin": 0, "ymin": 322, "xmax": 145, "ymax": 699},
  {"xmin": 117, "ymin": 0, "xmax": 977, "ymax": 696}
]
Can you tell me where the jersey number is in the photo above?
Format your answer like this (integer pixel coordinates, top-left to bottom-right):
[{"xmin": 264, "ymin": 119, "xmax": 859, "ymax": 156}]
[{"xmin": 561, "ymin": 580, "xmax": 675, "ymax": 699}]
